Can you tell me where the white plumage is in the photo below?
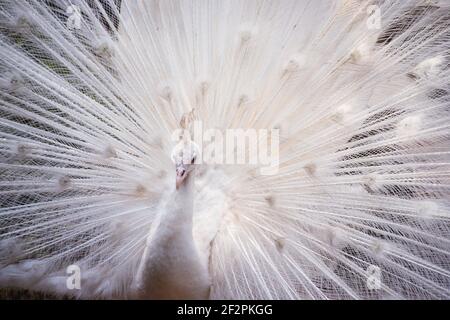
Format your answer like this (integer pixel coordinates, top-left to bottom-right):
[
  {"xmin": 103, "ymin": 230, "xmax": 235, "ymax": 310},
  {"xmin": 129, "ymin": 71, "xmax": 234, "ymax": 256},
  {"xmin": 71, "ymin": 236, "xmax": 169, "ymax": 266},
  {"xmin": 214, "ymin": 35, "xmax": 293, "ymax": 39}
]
[
  {"xmin": 0, "ymin": 0, "xmax": 449, "ymax": 299},
  {"xmin": 133, "ymin": 142, "xmax": 210, "ymax": 299}
]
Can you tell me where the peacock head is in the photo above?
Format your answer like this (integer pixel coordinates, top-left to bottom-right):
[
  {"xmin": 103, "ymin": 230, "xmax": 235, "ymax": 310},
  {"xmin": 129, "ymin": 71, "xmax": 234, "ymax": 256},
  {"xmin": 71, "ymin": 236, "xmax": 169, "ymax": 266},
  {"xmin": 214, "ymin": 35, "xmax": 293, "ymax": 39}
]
[{"xmin": 171, "ymin": 140, "xmax": 199, "ymax": 189}]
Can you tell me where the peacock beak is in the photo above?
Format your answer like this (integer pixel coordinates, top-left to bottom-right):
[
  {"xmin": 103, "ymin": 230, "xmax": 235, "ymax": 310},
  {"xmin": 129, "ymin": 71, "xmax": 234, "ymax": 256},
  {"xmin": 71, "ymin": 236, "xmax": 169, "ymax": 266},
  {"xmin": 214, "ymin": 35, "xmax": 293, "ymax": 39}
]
[{"xmin": 176, "ymin": 165, "xmax": 187, "ymax": 189}]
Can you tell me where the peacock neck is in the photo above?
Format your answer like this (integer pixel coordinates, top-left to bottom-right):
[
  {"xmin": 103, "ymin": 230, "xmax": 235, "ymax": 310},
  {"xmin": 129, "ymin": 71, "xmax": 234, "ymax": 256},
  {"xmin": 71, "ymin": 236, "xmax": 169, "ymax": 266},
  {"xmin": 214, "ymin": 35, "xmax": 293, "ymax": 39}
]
[
  {"xmin": 177, "ymin": 172, "xmax": 194, "ymax": 200},
  {"xmin": 160, "ymin": 172, "xmax": 195, "ymax": 232}
]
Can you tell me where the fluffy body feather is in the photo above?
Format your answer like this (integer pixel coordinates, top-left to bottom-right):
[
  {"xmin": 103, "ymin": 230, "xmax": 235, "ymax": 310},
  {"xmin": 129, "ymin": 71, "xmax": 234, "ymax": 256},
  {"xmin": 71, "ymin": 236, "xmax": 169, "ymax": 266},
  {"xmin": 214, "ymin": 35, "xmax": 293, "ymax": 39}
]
[{"xmin": 0, "ymin": 0, "xmax": 449, "ymax": 299}]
